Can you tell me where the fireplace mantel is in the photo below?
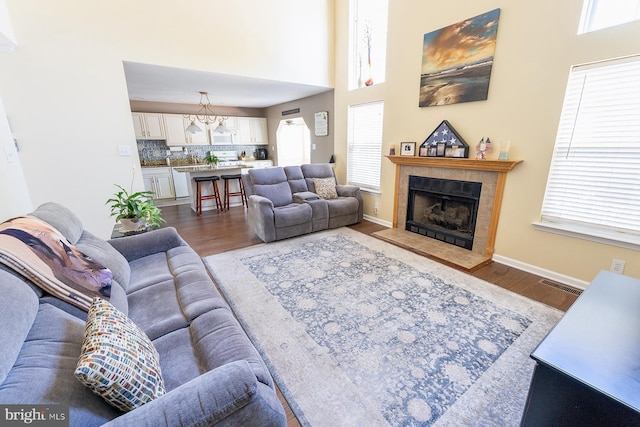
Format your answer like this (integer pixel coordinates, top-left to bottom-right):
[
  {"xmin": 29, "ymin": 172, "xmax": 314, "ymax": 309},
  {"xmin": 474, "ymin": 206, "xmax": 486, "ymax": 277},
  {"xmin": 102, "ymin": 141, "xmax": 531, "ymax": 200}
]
[
  {"xmin": 386, "ymin": 155, "xmax": 522, "ymax": 172},
  {"xmin": 383, "ymin": 155, "xmax": 523, "ymax": 268}
]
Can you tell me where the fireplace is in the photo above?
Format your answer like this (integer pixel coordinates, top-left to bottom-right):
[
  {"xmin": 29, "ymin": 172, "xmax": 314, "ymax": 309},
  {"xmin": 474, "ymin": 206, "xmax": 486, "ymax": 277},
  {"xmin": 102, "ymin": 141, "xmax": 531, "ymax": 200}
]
[{"xmin": 405, "ymin": 176, "xmax": 482, "ymax": 250}]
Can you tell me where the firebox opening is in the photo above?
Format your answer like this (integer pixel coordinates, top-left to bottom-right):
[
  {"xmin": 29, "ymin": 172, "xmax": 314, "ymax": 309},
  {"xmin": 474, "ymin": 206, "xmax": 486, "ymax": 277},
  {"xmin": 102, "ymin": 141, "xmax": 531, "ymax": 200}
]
[{"xmin": 406, "ymin": 176, "xmax": 482, "ymax": 250}]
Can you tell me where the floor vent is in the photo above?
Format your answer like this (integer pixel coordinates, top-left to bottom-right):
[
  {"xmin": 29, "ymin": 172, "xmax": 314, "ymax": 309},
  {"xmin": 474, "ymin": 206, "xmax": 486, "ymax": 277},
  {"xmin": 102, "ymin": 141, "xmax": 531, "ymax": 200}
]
[{"xmin": 539, "ymin": 279, "xmax": 583, "ymax": 296}]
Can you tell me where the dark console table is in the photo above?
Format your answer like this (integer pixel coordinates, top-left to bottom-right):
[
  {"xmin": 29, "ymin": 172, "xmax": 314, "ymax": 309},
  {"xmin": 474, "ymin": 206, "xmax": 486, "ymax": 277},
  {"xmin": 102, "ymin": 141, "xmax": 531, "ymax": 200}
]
[{"xmin": 521, "ymin": 270, "xmax": 640, "ymax": 426}]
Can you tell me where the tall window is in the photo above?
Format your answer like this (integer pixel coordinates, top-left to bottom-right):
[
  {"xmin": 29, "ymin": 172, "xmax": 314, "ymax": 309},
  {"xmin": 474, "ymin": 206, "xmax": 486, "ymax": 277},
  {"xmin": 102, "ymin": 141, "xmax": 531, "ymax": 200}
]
[
  {"xmin": 349, "ymin": 0, "xmax": 388, "ymax": 89},
  {"xmin": 347, "ymin": 101, "xmax": 384, "ymax": 192},
  {"xmin": 537, "ymin": 55, "xmax": 640, "ymax": 248},
  {"xmin": 579, "ymin": 0, "xmax": 640, "ymax": 33}
]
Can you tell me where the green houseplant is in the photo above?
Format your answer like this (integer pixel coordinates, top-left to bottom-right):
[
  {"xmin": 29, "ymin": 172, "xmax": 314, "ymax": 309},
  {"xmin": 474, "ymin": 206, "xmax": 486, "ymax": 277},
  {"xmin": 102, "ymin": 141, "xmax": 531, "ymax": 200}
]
[
  {"xmin": 204, "ymin": 152, "xmax": 219, "ymax": 167},
  {"xmin": 106, "ymin": 173, "xmax": 164, "ymax": 230}
]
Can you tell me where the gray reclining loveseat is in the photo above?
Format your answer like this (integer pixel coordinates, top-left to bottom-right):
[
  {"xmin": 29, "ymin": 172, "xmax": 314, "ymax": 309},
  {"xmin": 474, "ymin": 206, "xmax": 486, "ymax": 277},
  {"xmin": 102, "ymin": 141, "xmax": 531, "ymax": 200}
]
[{"xmin": 243, "ymin": 163, "xmax": 363, "ymax": 242}]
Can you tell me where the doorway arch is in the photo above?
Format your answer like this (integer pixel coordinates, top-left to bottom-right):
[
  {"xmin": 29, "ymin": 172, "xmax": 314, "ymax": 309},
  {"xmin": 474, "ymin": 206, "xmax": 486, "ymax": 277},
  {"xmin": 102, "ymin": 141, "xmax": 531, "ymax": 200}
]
[{"xmin": 275, "ymin": 117, "xmax": 311, "ymax": 166}]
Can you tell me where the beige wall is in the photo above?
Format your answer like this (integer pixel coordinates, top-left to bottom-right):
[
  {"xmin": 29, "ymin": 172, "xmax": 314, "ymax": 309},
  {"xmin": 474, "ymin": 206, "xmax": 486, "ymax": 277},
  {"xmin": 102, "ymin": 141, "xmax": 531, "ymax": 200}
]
[
  {"xmin": 0, "ymin": 0, "xmax": 334, "ymax": 237},
  {"xmin": 334, "ymin": 0, "xmax": 640, "ymax": 281}
]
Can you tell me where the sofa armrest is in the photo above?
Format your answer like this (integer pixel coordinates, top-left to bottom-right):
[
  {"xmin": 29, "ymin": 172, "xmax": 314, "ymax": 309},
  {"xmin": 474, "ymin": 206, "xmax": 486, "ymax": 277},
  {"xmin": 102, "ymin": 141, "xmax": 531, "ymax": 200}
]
[
  {"xmin": 293, "ymin": 191, "xmax": 321, "ymax": 203},
  {"xmin": 248, "ymin": 196, "xmax": 277, "ymax": 243},
  {"xmin": 335, "ymin": 184, "xmax": 360, "ymax": 198},
  {"xmin": 107, "ymin": 227, "xmax": 186, "ymax": 262},
  {"xmin": 335, "ymin": 185, "xmax": 364, "ymax": 221},
  {"xmin": 104, "ymin": 360, "xmax": 285, "ymax": 427}
]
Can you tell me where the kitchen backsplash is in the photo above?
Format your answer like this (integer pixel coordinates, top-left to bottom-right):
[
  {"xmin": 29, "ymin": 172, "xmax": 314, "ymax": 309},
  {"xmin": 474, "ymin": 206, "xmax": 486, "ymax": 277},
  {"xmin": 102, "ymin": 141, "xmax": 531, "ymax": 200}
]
[{"xmin": 137, "ymin": 140, "xmax": 262, "ymax": 166}]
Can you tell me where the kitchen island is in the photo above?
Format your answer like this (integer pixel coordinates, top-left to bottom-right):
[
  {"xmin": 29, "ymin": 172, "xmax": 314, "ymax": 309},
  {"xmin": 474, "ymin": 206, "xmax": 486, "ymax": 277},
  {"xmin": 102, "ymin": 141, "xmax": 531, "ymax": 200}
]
[{"xmin": 172, "ymin": 164, "xmax": 249, "ymax": 213}]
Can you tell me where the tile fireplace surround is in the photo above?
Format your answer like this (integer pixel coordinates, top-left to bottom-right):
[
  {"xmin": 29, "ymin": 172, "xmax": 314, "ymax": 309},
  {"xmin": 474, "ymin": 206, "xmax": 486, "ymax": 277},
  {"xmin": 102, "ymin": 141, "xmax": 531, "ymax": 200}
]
[{"xmin": 380, "ymin": 156, "xmax": 522, "ymax": 271}]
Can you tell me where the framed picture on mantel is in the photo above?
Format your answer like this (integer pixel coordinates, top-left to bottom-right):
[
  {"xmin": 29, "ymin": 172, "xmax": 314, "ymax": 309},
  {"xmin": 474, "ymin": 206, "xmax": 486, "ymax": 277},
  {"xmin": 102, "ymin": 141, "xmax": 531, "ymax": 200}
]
[{"xmin": 400, "ymin": 142, "xmax": 416, "ymax": 156}]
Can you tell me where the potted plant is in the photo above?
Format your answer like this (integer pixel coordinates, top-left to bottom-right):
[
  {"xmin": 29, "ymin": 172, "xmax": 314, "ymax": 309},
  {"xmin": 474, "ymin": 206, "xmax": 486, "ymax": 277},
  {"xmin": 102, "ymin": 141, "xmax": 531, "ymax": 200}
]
[
  {"xmin": 204, "ymin": 152, "xmax": 219, "ymax": 168},
  {"xmin": 106, "ymin": 176, "xmax": 164, "ymax": 231}
]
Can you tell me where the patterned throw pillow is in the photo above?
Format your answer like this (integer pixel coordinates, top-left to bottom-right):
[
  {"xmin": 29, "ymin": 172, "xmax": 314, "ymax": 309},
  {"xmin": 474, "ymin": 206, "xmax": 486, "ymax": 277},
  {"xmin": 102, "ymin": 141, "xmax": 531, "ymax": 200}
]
[
  {"xmin": 313, "ymin": 177, "xmax": 338, "ymax": 199},
  {"xmin": 75, "ymin": 298, "xmax": 165, "ymax": 412}
]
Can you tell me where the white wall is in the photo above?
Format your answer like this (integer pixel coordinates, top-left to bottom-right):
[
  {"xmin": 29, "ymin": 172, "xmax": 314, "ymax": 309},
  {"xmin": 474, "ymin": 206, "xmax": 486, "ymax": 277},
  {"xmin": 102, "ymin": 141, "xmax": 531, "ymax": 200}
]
[
  {"xmin": 0, "ymin": 0, "xmax": 334, "ymax": 237},
  {"xmin": 334, "ymin": 0, "xmax": 640, "ymax": 281},
  {"xmin": 0, "ymin": 96, "xmax": 32, "ymax": 219}
]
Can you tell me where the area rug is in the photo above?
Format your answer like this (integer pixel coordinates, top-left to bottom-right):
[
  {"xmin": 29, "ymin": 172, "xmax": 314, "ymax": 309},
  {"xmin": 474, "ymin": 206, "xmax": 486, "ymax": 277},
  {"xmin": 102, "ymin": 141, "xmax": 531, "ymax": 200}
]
[{"xmin": 203, "ymin": 228, "xmax": 562, "ymax": 426}]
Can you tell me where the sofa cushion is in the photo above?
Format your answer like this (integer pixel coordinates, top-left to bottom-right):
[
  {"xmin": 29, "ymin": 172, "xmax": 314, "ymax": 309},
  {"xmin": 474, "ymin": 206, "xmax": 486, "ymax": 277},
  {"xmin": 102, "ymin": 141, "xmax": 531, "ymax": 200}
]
[
  {"xmin": 284, "ymin": 166, "xmax": 308, "ymax": 193},
  {"xmin": 313, "ymin": 177, "xmax": 338, "ymax": 199},
  {"xmin": 75, "ymin": 298, "xmax": 166, "ymax": 412},
  {"xmin": 0, "ymin": 270, "xmax": 39, "ymax": 385},
  {"xmin": 254, "ymin": 181, "xmax": 293, "ymax": 207},
  {"xmin": 301, "ymin": 163, "xmax": 336, "ymax": 192},
  {"xmin": 273, "ymin": 203, "xmax": 313, "ymax": 228},
  {"xmin": 0, "ymin": 303, "xmax": 121, "ymax": 425},
  {"xmin": 30, "ymin": 202, "xmax": 85, "ymax": 245}
]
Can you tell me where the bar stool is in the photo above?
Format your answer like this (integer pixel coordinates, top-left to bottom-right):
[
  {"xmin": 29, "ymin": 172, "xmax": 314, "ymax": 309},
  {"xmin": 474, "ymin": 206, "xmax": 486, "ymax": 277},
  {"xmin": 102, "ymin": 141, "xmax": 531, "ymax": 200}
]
[
  {"xmin": 193, "ymin": 176, "xmax": 222, "ymax": 215},
  {"xmin": 221, "ymin": 174, "xmax": 248, "ymax": 210}
]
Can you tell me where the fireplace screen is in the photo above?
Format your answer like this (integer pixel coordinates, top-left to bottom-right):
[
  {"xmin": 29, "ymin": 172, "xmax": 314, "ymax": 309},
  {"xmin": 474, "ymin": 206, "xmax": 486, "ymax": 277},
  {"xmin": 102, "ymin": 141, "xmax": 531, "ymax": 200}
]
[{"xmin": 406, "ymin": 176, "xmax": 482, "ymax": 250}]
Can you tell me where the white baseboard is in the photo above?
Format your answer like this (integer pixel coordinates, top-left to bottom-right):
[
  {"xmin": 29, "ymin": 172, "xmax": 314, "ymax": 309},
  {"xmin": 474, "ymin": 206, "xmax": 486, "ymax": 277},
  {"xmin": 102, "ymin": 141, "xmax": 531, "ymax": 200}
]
[
  {"xmin": 492, "ymin": 254, "xmax": 590, "ymax": 290},
  {"xmin": 363, "ymin": 215, "xmax": 392, "ymax": 228}
]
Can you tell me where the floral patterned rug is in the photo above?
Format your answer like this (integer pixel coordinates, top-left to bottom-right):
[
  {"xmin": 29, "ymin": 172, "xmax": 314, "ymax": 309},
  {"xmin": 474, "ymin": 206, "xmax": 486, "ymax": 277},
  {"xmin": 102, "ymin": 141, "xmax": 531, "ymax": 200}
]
[{"xmin": 204, "ymin": 228, "xmax": 561, "ymax": 426}]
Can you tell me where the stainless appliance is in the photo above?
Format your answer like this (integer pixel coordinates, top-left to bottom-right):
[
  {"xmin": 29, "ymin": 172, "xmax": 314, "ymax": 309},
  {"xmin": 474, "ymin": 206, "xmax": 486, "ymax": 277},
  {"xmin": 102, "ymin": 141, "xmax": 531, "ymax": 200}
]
[{"xmin": 255, "ymin": 148, "xmax": 268, "ymax": 160}]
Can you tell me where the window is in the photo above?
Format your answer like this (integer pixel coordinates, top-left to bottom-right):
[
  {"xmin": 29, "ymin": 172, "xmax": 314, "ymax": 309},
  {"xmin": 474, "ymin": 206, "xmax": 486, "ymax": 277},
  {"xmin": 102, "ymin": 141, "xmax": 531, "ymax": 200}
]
[
  {"xmin": 536, "ymin": 55, "xmax": 640, "ymax": 249},
  {"xmin": 349, "ymin": 0, "xmax": 388, "ymax": 89},
  {"xmin": 347, "ymin": 101, "xmax": 384, "ymax": 192},
  {"xmin": 579, "ymin": 0, "xmax": 640, "ymax": 33}
]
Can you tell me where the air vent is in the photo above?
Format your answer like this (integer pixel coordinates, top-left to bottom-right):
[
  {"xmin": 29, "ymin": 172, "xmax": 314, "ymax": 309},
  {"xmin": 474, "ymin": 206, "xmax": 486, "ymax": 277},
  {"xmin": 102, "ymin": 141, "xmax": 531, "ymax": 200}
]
[{"xmin": 539, "ymin": 279, "xmax": 583, "ymax": 296}]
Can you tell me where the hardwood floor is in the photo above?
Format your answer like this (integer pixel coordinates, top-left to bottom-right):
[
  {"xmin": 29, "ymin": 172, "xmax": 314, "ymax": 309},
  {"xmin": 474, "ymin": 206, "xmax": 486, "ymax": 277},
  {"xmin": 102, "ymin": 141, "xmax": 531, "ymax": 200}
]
[{"xmin": 159, "ymin": 203, "xmax": 579, "ymax": 426}]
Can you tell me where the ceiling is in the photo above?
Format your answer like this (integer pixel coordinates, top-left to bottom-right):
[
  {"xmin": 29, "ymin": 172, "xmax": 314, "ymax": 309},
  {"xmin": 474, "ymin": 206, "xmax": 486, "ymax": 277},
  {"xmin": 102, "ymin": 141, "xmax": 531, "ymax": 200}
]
[{"xmin": 123, "ymin": 61, "xmax": 333, "ymax": 109}]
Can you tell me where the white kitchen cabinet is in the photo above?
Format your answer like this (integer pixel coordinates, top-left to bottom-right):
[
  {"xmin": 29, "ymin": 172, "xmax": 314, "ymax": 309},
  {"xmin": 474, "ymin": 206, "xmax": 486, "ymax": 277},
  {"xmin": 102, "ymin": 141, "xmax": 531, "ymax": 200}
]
[
  {"xmin": 132, "ymin": 113, "xmax": 166, "ymax": 140},
  {"xmin": 142, "ymin": 167, "xmax": 175, "ymax": 199},
  {"xmin": 223, "ymin": 117, "xmax": 237, "ymax": 130},
  {"xmin": 236, "ymin": 117, "xmax": 268, "ymax": 145},
  {"xmin": 165, "ymin": 114, "xmax": 209, "ymax": 146}
]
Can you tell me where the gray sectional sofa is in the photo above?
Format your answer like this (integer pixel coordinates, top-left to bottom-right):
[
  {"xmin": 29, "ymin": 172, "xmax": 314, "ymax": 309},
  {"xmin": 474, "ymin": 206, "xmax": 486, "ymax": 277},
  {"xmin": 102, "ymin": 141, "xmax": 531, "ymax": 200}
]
[
  {"xmin": 0, "ymin": 202, "xmax": 285, "ymax": 426},
  {"xmin": 243, "ymin": 163, "xmax": 363, "ymax": 242}
]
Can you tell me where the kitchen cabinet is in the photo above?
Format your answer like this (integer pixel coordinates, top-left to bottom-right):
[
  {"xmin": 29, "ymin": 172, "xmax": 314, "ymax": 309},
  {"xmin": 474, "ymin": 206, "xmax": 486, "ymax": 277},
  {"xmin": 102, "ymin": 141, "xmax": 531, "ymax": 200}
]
[
  {"xmin": 236, "ymin": 117, "xmax": 268, "ymax": 145},
  {"xmin": 164, "ymin": 114, "xmax": 209, "ymax": 146},
  {"xmin": 142, "ymin": 167, "xmax": 175, "ymax": 199},
  {"xmin": 132, "ymin": 113, "xmax": 166, "ymax": 140}
]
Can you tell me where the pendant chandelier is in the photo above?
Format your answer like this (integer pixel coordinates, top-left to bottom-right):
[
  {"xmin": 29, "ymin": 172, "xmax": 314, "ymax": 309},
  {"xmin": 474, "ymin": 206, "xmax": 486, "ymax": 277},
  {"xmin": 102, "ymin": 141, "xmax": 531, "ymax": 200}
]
[{"xmin": 183, "ymin": 91, "xmax": 228, "ymax": 134}]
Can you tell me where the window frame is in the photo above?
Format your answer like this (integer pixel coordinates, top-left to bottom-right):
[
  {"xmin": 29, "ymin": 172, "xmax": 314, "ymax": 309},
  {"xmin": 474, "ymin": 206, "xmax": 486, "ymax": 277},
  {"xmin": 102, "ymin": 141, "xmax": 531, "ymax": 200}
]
[
  {"xmin": 348, "ymin": 0, "xmax": 389, "ymax": 90},
  {"xmin": 579, "ymin": 0, "xmax": 640, "ymax": 34},
  {"xmin": 534, "ymin": 55, "xmax": 640, "ymax": 251}
]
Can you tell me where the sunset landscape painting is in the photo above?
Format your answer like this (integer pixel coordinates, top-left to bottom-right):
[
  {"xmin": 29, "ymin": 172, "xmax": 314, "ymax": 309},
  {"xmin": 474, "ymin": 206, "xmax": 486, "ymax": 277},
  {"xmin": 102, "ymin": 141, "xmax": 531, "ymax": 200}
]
[{"xmin": 419, "ymin": 9, "xmax": 501, "ymax": 107}]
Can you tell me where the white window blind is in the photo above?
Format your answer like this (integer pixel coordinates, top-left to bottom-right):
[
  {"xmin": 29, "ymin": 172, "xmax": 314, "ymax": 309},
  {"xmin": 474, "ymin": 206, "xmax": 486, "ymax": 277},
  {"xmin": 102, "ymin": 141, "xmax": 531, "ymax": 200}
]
[
  {"xmin": 540, "ymin": 55, "xmax": 640, "ymax": 242},
  {"xmin": 347, "ymin": 101, "xmax": 384, "ymax": 192}
]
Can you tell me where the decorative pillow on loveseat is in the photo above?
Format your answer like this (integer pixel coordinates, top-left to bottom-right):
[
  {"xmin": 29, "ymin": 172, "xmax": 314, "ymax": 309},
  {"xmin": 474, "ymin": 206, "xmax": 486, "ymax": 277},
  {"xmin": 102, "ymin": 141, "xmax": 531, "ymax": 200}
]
[
  {"xmin": 75, "ymin": 298, "xmax": 165, "ymax": 412},
  {"xmin": 313, "ymin": 177, "xmax": 338, "ymax": 199}
]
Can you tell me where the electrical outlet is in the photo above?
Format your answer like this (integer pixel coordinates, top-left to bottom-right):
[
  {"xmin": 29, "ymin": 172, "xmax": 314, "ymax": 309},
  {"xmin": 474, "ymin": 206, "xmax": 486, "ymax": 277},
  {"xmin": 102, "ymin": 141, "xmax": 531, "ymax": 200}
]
[
  {"xmin": 374, "ymin": 203, "xmax": 379, "ymax": 215},
  {"xmin": 610, "ymin": 259, "xmax": 626, "ymax": 274}
]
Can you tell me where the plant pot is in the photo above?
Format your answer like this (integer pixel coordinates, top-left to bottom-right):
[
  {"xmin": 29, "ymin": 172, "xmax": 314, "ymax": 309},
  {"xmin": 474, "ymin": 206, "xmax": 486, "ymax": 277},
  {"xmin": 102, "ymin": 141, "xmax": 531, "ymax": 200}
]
[{"xmin": 120, "ymin": 218, "xmax": 145, "ymax": 231}]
